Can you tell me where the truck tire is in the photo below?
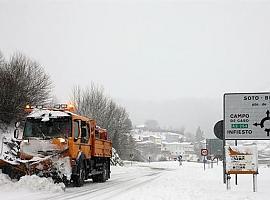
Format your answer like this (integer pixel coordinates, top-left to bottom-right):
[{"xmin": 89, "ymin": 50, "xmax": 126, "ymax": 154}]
[
  {"xmin": 100, "ymin": 162, "xmax": 108, "ymax": 182},
  {"xmin": 92, "ymin": 162, "xmax": 107, "ymax": 183},
  {"xmin": 73, "ymin": 161, "xmax": 85, "ymax": 187},
  {"xmin": 92, "ymin": 175, "xmax": 99, "ymax": 183}
]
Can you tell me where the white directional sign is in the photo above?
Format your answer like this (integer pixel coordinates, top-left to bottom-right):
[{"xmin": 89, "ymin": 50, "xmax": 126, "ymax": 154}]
[{"xmin": 224, "ymin": 93, "xmax": 270, "ymax": 140}]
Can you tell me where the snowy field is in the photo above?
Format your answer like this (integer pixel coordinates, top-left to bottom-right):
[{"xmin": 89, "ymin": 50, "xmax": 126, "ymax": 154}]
[{"xmin": 0, "ymin": 161, "xmax": 270, "ymax": 200}]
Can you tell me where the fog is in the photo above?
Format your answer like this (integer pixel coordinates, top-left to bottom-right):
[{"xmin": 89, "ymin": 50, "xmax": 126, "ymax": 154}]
[{"xmin": 1, "ymin": 0, "xmax": 270, "ymax": 135}]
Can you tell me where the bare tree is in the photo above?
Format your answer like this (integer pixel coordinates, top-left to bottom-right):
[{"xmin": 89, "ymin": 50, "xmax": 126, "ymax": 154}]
[
  {"xmin": 0, "ymin": 52, "xmax": 52, "ymax": 124},
  {"xmin": 71, "ymin": 83, "xmax": 133, "ymax": 158}
]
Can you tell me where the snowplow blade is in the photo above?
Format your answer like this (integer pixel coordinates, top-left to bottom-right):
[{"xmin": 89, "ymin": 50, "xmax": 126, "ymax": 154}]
[
  {"xmin": 0, "ymin": 155, "xmax": 65, "ymax": 181},
  {"xmin": 0, "ymin": 159, "xmax": 27, "ymax": 179}
]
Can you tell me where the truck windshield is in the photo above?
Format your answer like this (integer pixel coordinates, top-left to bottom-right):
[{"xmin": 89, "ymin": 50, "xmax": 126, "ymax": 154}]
[{"xmin": 23, "ymin": 117, "xmax": 72, "ymax": 139}]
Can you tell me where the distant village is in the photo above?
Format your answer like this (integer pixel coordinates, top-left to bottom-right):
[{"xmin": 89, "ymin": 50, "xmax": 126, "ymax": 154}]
[
  {"xmin": 130, "ymin": 124, "xmax": 270, "ymax": 163},
  {"xmin": 131, "ymin": 125, "xmax": 199, "ymax": 162}
]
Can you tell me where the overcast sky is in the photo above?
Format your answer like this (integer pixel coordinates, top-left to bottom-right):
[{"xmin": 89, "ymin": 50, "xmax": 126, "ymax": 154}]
[{"xmin": 1, "ymin": 0, "xmax": 270, "ymax": 134}]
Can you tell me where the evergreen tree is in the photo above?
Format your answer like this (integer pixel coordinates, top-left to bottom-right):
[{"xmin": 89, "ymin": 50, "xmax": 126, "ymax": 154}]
[{"xmin": 194, "ymin": 126, "xmax": 205, "ymax": 157}]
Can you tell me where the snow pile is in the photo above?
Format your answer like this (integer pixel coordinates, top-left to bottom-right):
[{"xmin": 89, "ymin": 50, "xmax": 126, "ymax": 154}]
[
  {"xmin": 16, "ymin": 175, "xmax": 65, "ymax": 192},
  {"xmin": 0, "ymin": 171, "xmax": 12, "ymax": 185},
  {"xmin": 111, "ymin": 148, "xmax": 124, "ymax": 166},
  {"xmin": 0, "ymin": 171, "xmax": 65, "ymax": 193},
  {"xmin": 0, "ymin": 134, "xmax": 20, "ymax": 165},
  {"xmin": 52, "ymin": 156, "xmax": 72, "ymax": 181}
]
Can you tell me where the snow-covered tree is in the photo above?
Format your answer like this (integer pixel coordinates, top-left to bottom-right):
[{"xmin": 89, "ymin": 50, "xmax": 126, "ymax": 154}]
[
  {"xmin": 194, "ymin": 126, "xmax": 205, "ymax": 157},
  {"xmin": 195, "ymin": 126, "xmax": 204, "ymax": 142},
  {"xmin": 0, "ymin": 51, "xmax": 52, "ymax": 124}
]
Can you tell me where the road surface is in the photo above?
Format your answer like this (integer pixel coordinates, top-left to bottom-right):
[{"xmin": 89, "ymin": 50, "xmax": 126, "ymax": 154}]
[
  {"xmin": 2, "ymin": 161, "xmax": 270, "ymax": 200},
  {"xmin": 43, "ymin": 162, "xmax": 172, "ymax": 200}
]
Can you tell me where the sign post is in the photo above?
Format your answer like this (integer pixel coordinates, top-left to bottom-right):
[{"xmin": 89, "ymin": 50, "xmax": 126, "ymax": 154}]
[
  {"xmin": 225, "ymin": 145, "xmax": 258, "ymax": 192},
  {"xmin": 210, "ymin": 155, "xmax": 214, "ymax": 168},
  {"xmin": 235, "ymin": 140, "xmax": 238, "ymax": 185},
  {"xmin": 201, "ymin": 148, "xmax": 208, "ymax": 171},
  {"xmin": 253, "ymin": 174, "xmax": 257, "ymax": 192}
]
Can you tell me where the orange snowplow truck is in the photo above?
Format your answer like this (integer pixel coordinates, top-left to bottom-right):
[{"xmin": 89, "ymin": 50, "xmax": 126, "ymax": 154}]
[{"xmin": 5, "ymin": 104, "xmax": 112, "ymax": 187}]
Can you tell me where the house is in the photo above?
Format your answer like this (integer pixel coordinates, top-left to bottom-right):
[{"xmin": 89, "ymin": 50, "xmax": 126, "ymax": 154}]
[
  {"xmin": 161, "ymin": 142, "xmax": 195, "ymax": 161},
  {"xmin": 136, "ymin": 140, "xmax": 162, "ymax": 161}
]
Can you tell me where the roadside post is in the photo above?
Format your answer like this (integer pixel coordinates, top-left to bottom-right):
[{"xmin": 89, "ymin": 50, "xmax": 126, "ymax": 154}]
[
  {"xmin": 235, "ymin": 140, "xmax": 238, "ymax": 185},
  {"xmin": 213, "ymin": 120, "xmax": 225, "ymax": 183},
  {"xmin": 201, "ymin": 148, "xmax": 208, "ymax": 171},
  {"xmin": 253, "ymin": 173, "xmax": 258, "ymax": 192},
  {"xmin": 130, "ymin": 154, "xmax": 134, "ymax": 166},
  {"xmin": 210, "ymin": 155, "xmax": 214, "ymax": 168},
  {"xmin": 226, "ymin": 174, "xmax": 231, "ymax": 190}
]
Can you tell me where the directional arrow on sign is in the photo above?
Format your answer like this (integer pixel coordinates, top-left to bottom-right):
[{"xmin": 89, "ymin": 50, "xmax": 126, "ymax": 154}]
[{"xmin": 253, "ymin": 110, "xmax": 270, "ymax": 136}]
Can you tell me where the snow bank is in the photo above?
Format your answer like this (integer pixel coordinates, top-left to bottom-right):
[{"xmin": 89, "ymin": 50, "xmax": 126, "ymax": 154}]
[
  {"xmin": 115, "ymin": 161, "xmax": 270, "ymax": 200},
  {"xmin": 52, "ymin": 156, "xmax": 72, "ymax": 180},
  {"xmin": 0, "ymin": 172, "xmax": 65, "ymax": 193},
  {"xmin": 0, "ymin": 171, "xmax": 12, "ymax": 185},
  {"xmin": 16, "ymin": 175, "xmax": 65, "ymax": 192},
  {"xmin": 111, "ymin": 148, "xmax": 124, "ymax": 166}
]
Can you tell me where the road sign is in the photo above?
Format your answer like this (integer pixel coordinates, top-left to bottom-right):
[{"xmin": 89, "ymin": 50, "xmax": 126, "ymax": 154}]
[
  {"xmin": 206, "ymin": 139, "xmax": 223, "ymax": 158},
  {"xmin": 214, "ymin": 120, "xmax": 223, "ymax": 140},
  {"xmin": 201, "ymin": 148, "xmax": 208, "ymax": 156},
  {"xmin": 225, "ymin": 145, "xmax": 258, "ymax": 174},
  {"xmin": 224, "ymin": 93, "xmax": 270, "ymax": 140}
]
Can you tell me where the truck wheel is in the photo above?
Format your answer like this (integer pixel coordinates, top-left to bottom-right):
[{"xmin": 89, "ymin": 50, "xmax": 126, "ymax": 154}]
[
  {"xmin": 100, "ymin": 163, "xmax": 108, "ymax": 182},
  {"xmin": 92, "ymin": 163, "xmax": 107, "ymax": 183},
  {"xmin": 92, "ymin": 175, "xmax": 99, "ymax": 183},
  {"xmin": 74, "ymin": 162, "xmax": 85, "ymax": 187}
]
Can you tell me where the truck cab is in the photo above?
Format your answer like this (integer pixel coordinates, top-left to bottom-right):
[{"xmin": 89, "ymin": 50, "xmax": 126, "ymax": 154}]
[{"xmin": 19, "ymin": 105, "xmax": 112, "ymax": 186}]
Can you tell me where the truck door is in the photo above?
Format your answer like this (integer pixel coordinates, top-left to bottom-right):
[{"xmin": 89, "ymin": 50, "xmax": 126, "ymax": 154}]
[
  {"xmin": 68, "ymin": 119, "xmax": 81, "ymax": 159},
  {"xmin": 80, "ymin": 121, "xmax": 91, "ymax": 158}
]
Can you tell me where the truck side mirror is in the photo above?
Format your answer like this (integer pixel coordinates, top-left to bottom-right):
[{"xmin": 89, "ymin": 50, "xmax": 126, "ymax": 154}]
[
  {"xmin": 15, "ymin": 122, "xmax": 20, "ymax": 128},
  {"xmin": 14, "ymin": 129, "xmax": 19, "ymax": 139}
]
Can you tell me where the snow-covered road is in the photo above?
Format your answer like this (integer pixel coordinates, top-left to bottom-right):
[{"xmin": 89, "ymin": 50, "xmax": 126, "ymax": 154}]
[
  {"xmin": 45, "ymin": 164, "xmax": 167, "ymax": 200},
  {"xmin": 1, "ymin": 161, "xmax": 270, "ymax": 200}
]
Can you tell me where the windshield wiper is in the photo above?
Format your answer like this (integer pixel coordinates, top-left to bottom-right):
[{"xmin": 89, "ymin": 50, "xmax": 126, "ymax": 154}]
[
  {"xmin": 40, "ymin": 132, "xmax": 51, "ymax": 140},
  {"xmin": 36, "ymin": 126, "xmax": 51, "ymax": 140}
]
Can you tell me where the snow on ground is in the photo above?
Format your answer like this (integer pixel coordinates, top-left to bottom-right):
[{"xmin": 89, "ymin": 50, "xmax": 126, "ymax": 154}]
[
  {"xmin": 116, "ymin": 161, "xmax": 270, "ymax": 200},
  {"xmin": 0, "ymin": 161, "xmax": 270, "ymax": 200},
  {"xmin": 0, "ymin": 171, "xmax": 65, "ymax": 200}
]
